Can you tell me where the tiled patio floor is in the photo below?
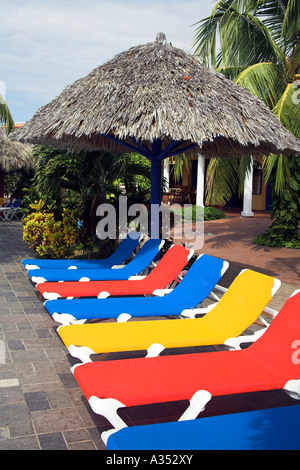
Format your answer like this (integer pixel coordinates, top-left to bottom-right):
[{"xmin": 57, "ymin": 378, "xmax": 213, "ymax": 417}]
[{"xmin": 0, "ymin": 220, "xmax": 298, "ymax": 450}]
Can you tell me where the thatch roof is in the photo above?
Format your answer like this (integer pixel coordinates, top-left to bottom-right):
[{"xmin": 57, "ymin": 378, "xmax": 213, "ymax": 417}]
[
  {"xmin": 0, "ymin": 128, "xmax": 33, "ymax": 172},
  {"xmin": 12, "ymin": 33, "xmax": 300, "ymax": 158}
]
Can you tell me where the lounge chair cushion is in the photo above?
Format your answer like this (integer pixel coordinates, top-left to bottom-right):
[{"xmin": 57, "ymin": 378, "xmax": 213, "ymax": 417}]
[
  {"xmin": 28, "ymin": 238, "xmax": 163, "ymax": 282},
  {"xmin": 73, "ymin": 292, "xmax": 300, "ymax": 407},
  {"xmin": 58, "ymin": 269, "xmax": 275, "ymax": 354},
  {"xmin": 22, "ymin": 231, "xmax": 141, "ymax": 270},
  {"xmin": 37, "ymin": 244, "xmax": 192, "ymax": 298},
  {"xmin": 44, "ymin": 254, "xmax": 225, "ymax": 320},
  {"xmin": 105, "ymin": 405, "xmax": 300, "ymax": 450}
]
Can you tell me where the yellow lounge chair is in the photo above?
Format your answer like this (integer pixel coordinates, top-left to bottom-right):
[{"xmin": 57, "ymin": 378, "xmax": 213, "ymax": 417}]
[{"xmin": 58, "ymin": 269, "xmax": 280, "ymax": 363}]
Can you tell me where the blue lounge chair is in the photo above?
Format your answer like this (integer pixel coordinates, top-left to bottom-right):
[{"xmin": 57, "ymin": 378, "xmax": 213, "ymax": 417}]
[
  {"xmin": 102, "ymin": 404, "xmax": 300, "ymax": 450},
  {"xmin": 44, "ymin": 254, "xmax": 228, "ymax": 324},
  {"xmin": 22, "ymin": 230, "xmax": 143, "ymax": 270},
  {"xmin": 0, "ymin": 198, "xmax": 23, "ymax": 221},
  {"xmin": 28, "ymin": 238, "xmax": 164, "ymax": 284}
]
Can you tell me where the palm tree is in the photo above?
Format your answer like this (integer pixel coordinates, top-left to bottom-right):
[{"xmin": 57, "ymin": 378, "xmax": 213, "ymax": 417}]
[
  {"xmin": 0, "ymin": 92, "xmax": 14, "ymax": 132},
  {"xmin": 0, "ymin": 92, "xmax": 15, "ymax": 197},
  {"xmin": 192, "ymin": 0, "xmax": 300, "ymax": 246},
  {"xmin": 30, "ymin": 147, "xmax": 152, "ymax": 241}
]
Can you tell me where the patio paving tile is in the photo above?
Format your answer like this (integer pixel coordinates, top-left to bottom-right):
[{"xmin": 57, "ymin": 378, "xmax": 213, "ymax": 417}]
[
  {"xmin": 38, "ymin": 431, "xmax": 68, "ymax": 450},
  {"xmin": 31, "ymin": 407, "xmax": 85, "ymax": 434},
  {"xmin": 0, "ymin": 435, "xmax": 40, "ymax": 450},
  {"xmin": 24, "ymin": 391, "xmax": 51, "ymax": 411}
]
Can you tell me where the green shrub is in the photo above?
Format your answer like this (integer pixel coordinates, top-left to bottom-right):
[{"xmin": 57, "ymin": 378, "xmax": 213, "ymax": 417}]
[
  {"xmin": 172, "ymin": 205, "xmax": 227, "ymax": 222},
  {"xmin": 204, "ymin": 206, "xmax": 228, "ymax": 221},
  {"xmin": 169, "ymin": 206, "xmax": 228, "ymax": 230},
  {"xmin": 22, "ymin": 201, "xmax": 92, "ymax": 258},
  {"xmin": 254, "ymin": 157, "xmax": 300, "ymax": 249}
]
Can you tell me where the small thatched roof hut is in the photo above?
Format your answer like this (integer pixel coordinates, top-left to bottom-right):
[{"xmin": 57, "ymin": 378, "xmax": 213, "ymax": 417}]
[
  {"xmin": 13, "ymin": 33, "xmax": 300, "ymax": 159},
  {"xmin": 12, "ymin": 33, "xmax": 300, "ymax": 232},
  {"xmin": 0, "ymin": 128, "xmax": 33, "ymax": 198},
  {"xmin": 0, "ymin": 128, "xmax": 32, "ymax": 172}
]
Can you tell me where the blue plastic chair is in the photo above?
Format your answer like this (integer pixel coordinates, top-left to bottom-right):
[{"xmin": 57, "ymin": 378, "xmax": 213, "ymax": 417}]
[
  {"xmin": 44, "ymin": 254, "xmax": 227, "ymax": 323},
  {"xmin": 29, "ymin": 238, "xmax": 164, "ymax": 283},
  {"xmin": 103, "ymin": 404, "xmax": 300, "ymax": 450},
  {"xmin": 0, "ymin": 198, "xmax": 23, "ymax": 220},
  {"xmin": 22, "ymin": 231, "xmax": 142, "ymax": 270}
]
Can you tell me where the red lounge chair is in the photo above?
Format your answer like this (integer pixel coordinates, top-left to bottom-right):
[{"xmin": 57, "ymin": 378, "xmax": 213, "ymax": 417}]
[
  {"xmin": 72, "ymin": 290, "xmax": 300, "ymax": 429},
  {"xmin": 36, "ymin": 244, "xmax": 193, "ymax": 300}
]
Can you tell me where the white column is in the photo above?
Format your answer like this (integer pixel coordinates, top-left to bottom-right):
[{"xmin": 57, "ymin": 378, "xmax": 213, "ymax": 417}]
[
  {"xmin": 163, "ymin": 159, "xmax": 170, "ymax": 192},
  {"xmin": 196, "ymin": 154, "xmax": 205, "ymax": 207},
  {"xmin": 241, "ymin": 158, "xmax": 254, "ymax": 217}
]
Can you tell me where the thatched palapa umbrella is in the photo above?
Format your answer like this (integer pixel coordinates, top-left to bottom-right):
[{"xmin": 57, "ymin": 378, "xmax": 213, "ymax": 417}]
[
  {"xmin": 13, "ymin": 33, "xmax": 300, "ymax": 232},
  {"xmin": 0, "ymin": 128, "xmax": 32, "ymax": 198}
]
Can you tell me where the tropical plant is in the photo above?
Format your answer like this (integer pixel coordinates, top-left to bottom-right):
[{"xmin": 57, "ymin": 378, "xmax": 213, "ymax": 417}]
[
  {"xmin": 4, "ymin": 166, "xmax": 35, "ymax": 199},
  {"xmin": 0, "ymin": 92, "xmax": 14, "ymax": 132},
  {"xmin": 0, "ymin": 92, "xmax": 14, "ymax": 198},
  {"xmin": 254, "ymin": 156, "xmax": 300, "ymax": 247},
  {"xmin": 168, "ymin": 153, "xmax": 192, "ymax": 185},
  {"xmin": 171, "ymin": 205, "xmax": 227, "ymax": 222},
  {"xmin": 193, "ymin": 0, "xmax": 300, "ymax": 245},
  {"xmin": 27, "ymin": 146, "xmax": 152, "ymax": 244},
  {"xmin": 22, "ymin": 201, "xmax": 92, "ymax": 258}
]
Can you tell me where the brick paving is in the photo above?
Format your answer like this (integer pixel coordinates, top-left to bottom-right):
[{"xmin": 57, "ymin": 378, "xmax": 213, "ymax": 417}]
[
  {"xmin": 0, "ymin": 220, "xmax": 299, "ymax": 450},
  {"xmin": 172, "ymin": 209, "xmax": 300, "ymax": 288}
]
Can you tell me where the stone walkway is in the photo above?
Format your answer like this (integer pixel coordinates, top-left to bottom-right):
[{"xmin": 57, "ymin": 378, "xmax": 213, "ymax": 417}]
[
  {"xmin": 172, "ymin": 209, "xmax": 300, "ymax": 288},
  {"xmin": 0, "ymin": 220, "xmax": 298, "ymax": 450},
  {"xmin": 199, "ymin": 213, "xmax": 300, "ymax": 288}
]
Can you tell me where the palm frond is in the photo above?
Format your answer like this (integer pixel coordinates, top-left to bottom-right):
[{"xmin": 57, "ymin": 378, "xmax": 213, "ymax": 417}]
[
  {"xmin": 235, "ymin": 61, "xmax": 286, "ymax": 107},
  {"xmin": 262, "ymin": 153, "xmax": 291, "ymax": 194},
  {"xmin": 0, "ymin": 94, "xmax": 14, "ymax": 132},
  {"xmin": 169, "ymin": 153, "xmax": 191, "ymax": 183},
  {"xmin": 192, "ymin": 0, "xmax": 231, "ymax": 64},
  {"xmin": 282, "ymin": 0, "xmax": 300, "ymax": 41},
  {"xmin": 215, "ymin": 65, "xmax": 247, "ymax": 80},
  {"xmin": 251, "ymin": 0, "xmax": 286, "ymax": 44},
  {"xmin": 222, "ymin": 9, "xmax": 285, "ymax": 67},
  {"xmin": 287, "ymin": 39, "xmax": 300, "ymax": 80},
  {"xmin": 273, "ymin": 82, "xmax": 300, "ymax": 138},
  {"xmin": 205, "ymin": 157, "xmax": 239, "ymax": 205},
  {"xmin": 193, "ymin": 0, "xmax": 286, "ymax": 70}
]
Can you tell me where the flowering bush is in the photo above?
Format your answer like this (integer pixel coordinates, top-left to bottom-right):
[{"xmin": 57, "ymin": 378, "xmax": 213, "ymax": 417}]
[{"xmin": 23, "ymin": 200, "xmax": 92, "ymax": 258}]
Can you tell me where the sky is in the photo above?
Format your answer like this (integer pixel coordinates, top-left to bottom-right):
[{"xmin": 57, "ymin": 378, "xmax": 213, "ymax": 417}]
[{"xmin": 0, "ymin": 0, "xmax": 215, "ymax": 123}]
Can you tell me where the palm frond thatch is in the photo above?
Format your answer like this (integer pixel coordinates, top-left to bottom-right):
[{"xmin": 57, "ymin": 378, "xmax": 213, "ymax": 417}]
[
  {"xmin": 0, "ymin": 128, "xmax": 33, "ymax": 172},
  {"xmin": 12, "ymin": 34, "xmax": 300, "ymax": 159}
]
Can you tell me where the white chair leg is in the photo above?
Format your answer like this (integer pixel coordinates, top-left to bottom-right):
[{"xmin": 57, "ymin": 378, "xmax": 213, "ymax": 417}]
[
  {"xmin": 179, "ymin": 390, "xmax": 212, "ymax": 421},
  {"xmin": 101, "ymin": 428, "xmax": 120, "ymax": 446},
  {"xmin": 52, "ymin": 312, "xmax": 87, "ymax": 325},
  {"xmin": 146, "ymin": 343, "xmax": 165, "ymax": 357},
  {"xmin": 68, "ymin": 345, "xmax": 96, "ymax": 363},
  {"xmin": 32, "ymin": 276, "xmax": 47, "ymax": 284},
  {"xmin": 224, "ymin": 328, "xmax": 267, "ymax": 350},
  {"xmin": 284, "ymin": 379, "xmax": 300, "ymax": 400},
  {"xmin": 42, "ymin": 292, "xmax": 62, "ymax": 300},
  {"xmin": 117, "ymin": 313, "xmax": 132, "ymax": 322},
  {"xmin": 89, "ymin": 396, "xmax": 127, "ymax": 429}
]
